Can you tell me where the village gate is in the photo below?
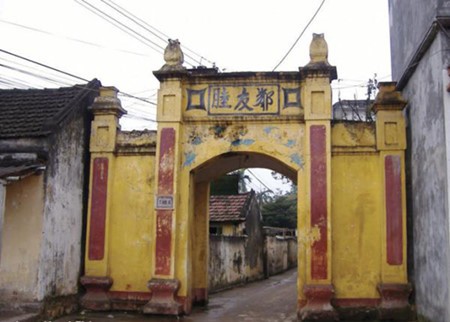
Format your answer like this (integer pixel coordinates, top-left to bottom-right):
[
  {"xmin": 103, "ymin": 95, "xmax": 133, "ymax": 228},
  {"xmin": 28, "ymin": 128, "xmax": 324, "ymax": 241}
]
[{"xmin": 80, "ymin": 36, "xmax": 412, "ymax": 320}]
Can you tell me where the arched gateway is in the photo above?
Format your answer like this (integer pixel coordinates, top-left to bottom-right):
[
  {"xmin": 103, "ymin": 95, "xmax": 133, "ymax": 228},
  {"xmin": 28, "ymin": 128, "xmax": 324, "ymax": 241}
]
[{"xmin": 80, "ymin": 36, "xmax": 412, "ymax": 320}]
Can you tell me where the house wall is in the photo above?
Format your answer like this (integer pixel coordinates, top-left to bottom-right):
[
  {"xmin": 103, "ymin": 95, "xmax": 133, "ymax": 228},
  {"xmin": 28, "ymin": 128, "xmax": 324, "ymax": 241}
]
[
  {"xmin": 243, "ymin": 196, "xmax": 265, "ymax": 276},
  {"xmin": 401, "ymin": 33, "xmax": 450, "ymax": 322},
  {"xmin": 37, "ymin": 111, "xmax": 88, "ymax": 304},
  {"xmin": 265, "ymin": 236, "xmax": 297, "ymax": 276},
  {"xmin": 0, "ymin": 174, "xmax": 44, "ymax": 303},
  {"xmin": 209, "ymin": 235, "xmax": 264, "ymax": 292},
  {"xmin": 388, "ymin": 0, "xmax": 444, "ymax": 80},
  {"xmin": 390, "ymin": 2, "xmax": 450, "ymax": 320}
]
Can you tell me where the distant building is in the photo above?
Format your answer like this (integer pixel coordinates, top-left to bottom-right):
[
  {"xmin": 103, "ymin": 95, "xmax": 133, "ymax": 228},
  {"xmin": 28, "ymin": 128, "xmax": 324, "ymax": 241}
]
[
  {"xmin": 389, "ymin": 1, "xmax": 450, "ymax": 321},
  {"xmin": 209, "ymin": 190, "xmax": 260, "ymax": 236},
  {"xmin": 208, "ymin": 190, "xmax": 265, "ymax": 291},
  {"xmin": 332, "ymin": 99, "xmax": 374, "ymax": 121},
  {"xmin": 0, "ymin": 80, "xmax": 100, "ymax": 317}
]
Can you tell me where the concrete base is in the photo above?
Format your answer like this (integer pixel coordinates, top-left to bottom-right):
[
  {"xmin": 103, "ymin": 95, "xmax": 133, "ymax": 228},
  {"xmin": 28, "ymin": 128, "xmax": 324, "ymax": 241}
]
[
  {"xmin": 143, "ymin": 278, "xmax": 183, "ymax": 315},
  {"xmin": 79, "ymin": 276, "xmax": 113, "ymax": 310},
  {"xmin": 377, "ymin": 283, "xmax": 413, "ymax": 321},
  {"xmin": 298, "ymin": 284, "xmax": 338, "ymax": 321}
]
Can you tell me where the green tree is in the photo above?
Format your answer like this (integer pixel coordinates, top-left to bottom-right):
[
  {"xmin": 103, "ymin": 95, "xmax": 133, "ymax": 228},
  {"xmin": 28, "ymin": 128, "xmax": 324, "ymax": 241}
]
[{"xmin": 261, "ymin": 193, "xmax": 297, "ymax": 229}]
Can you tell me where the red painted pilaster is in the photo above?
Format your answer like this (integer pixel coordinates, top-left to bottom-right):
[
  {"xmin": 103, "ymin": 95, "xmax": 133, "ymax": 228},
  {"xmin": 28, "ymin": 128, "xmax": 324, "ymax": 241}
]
[
  {"xmin": 145, "ymin": 127, "xmax": 183, "ymax": 315},
  {"xmin": 88, "ymin": 157, "xmax": 109, "ymax": 261},
  {"xmin": 384, "ymin": 155, "xmax": 403, "ymax": 265},
  {"xmin": 155, "ymin": 128, "xmax": 175, "ymax": 276},
  {"xmin": 310, "ymin": 125, "xmax": 328, "ymax": 280}
]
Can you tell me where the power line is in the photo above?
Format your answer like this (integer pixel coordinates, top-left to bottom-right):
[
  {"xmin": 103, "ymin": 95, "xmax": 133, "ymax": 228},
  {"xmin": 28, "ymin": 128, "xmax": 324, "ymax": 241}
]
[
  {"xmin": 0, "ymin": 56, "xmax": 79, "ymax": 85},
  {"xmin": 102, "ymin": 0, "xmax": 215, "ymax": 67},
  {"xmin": 0, "ymin": 48, "xmax": 156, "ymax": 106},
  {"xmin": 0, "ymin": 19, "xmax": 150, "ymax": 58},
  {"xmin": 272, "ymin": 0, "xmax": 326, "ymax": 71},
  {"xmin": 0, "ymin": 63, "xmax": 73, "ymax": 86},
  {"xmin": 75, "ymin": 0, "xmax": 197, "ymax": 67},
  {"xmin": 74, "ymin": 0, "xmax": 165, "ymax": 55},
  {"xmin": 0, "ymin": 48, "xmax": 88, "ymax": 82},
  {"xmin": 246, "ymin": 169, "xmax": 273, "ymax": 192},
  {"xmin": 99, "ymin": 0, "xmax": 204, "ymax": 66},
  {"xmin": 99, "ymin": 0, "xmax": 167, "ymax": 43}
]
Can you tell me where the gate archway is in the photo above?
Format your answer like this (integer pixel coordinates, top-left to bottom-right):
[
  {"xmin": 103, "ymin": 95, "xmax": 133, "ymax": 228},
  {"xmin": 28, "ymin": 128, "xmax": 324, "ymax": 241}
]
[{"xmin": 80, "ymin": 35, "xmax": 412, "ymax": 321}]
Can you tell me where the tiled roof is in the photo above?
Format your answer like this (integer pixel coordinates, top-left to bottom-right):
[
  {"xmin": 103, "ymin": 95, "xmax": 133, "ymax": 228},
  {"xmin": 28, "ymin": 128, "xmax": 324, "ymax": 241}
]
[
  {"xmin": 209, "ymin": 192, "xmax": 253, "ymax": 222},
  {"xmin": 0, "ymin": 79, "xmax": 101, "ymax": 138}
]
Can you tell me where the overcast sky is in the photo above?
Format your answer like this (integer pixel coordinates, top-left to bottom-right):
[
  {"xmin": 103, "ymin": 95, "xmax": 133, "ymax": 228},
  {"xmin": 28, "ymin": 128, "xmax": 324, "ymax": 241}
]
[{"xmin": 0, "ymin": 0, "xmax": 391, "ymax": 193}]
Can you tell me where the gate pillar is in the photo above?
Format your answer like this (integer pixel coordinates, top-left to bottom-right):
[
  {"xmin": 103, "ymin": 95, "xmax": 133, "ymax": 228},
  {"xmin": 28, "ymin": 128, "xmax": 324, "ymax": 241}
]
[
  {"xmin": 298, "ymin": 35, "xmax": 338, "ymax": 321},
  {"xmin": 143, "ymin": 49, "xmax": 187, "ymax": 315},
  {"xmin": 80, "ymin": 87, "xmax": 126, "ymax": 310},
  {"xmin": 372, "ymin": 82, "xmax": 413, "ymax": 320}
]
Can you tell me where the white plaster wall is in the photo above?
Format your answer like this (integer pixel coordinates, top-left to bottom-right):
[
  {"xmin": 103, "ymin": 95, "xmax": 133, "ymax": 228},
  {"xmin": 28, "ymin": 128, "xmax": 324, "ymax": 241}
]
[
  {"xmin": 402, "ymin": 33, "xmax": 450, "ymax": 322},
  {"xmin": 37, "ymin": 116, "xmax": 86, "ymax": 300}
]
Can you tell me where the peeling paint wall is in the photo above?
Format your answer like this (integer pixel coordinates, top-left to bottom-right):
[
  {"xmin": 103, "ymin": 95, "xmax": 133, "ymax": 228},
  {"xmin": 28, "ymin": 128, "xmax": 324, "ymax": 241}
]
[
  {"xmin": 108, "ymin": 155, "xmax": 155, "ymax": 292},
  {"xmin": 37, "ymin": 114, "xmax": 89, "ymax": 300},
  {"xmin": 0, "ymin": 174, "xmax": 44, "ymax": 302},
  {"xmin": 390, "ymin": 1, "xmax": 450, "ymax": 320},
  {"xmin": 266, "ymin": 236, "xmax": 297, "ymax": 276},
  {"xmin": 331, "ymin": 154, "xmax": 382, "ymax": 299},
  {"xmin": 209, "ymin": 235, "xmax": 263, "ymax": 292},
  {"xmin": 208, "ymin": 197, "xmax": 265, "ymax": 292},
  {"xmin": 401, "ymin": 34, "xmax": 450, "ymax": 321}
]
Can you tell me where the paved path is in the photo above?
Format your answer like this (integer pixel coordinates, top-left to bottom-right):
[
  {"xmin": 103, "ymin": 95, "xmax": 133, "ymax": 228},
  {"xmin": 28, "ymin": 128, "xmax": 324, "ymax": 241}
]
[{"xmin": 56, "ymin": 268, "xmax": 298, "ymax": 322}]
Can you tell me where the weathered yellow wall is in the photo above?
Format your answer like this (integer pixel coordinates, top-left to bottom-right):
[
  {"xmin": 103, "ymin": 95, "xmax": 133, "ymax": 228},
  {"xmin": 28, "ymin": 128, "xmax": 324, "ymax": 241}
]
[
  {"xmin": 221, "ymin": 224, "xmax": 235, "ymax": 236},
  {"xmin": 83, "ymin": 75, "xmax": 408, "ymax": 318},
  {"xmin": 0, "ymin": 174, "xmax": 44, "ymax": 300},
  {"xmin": 331, "ymin": 153, "xmax": 382, "ymax": 298},
  {"xmin": 108, "ymin": 155, "xmax": 155, "ymax": 292}
]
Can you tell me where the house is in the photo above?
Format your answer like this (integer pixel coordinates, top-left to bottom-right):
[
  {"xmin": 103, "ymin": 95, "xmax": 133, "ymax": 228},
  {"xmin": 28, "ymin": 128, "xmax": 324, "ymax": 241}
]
[
  {"xmin": 332, "ymin": 99, "xmax": 374, "ymax": 121},
  {"xmin": 0, "ymin": 79, "xmax": 101, "ymax": 318},
  {"xmin": 389, "ymin": 1, "xmax": 450, "ymax": 321},
  {"xmin": 209, "ymin": 191, "xmax": 259, "ymax": 236},
  {"xmin": 208, "ymin": 190, "xmax": 265, "ymax": 291}
]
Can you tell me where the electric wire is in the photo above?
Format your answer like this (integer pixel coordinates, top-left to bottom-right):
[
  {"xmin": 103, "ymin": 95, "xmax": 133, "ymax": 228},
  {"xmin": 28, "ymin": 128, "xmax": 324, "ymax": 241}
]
[
  {"xmin": 74, "ymin": 0, "xmax": 165, "ymax": 56},
  {"xmin": 100, "ymin": 0, "xmax": 203, "ymax": 66},
  {"xmin": 102, "ymin": 0, "xmax": 215, "ymax": 66},
  {"xmin": 75, "ymin": 0, "xmax": 197, "ymax": 67},
  {"xmin": 247, "ymin": 169, "xmax": 273, "ymax": 192},
  {"xmin": 0, "ymin": 63, "xmax": 73, "ymax": 86},
  {"xmin": 0, "ymin": 48, "xmax": 156, "ymax": 107},
  {"xmin": 0, "ymin": 48, "xmax": 88, "ymax": 82},
  {"xmin": 0, "ymin": 56, "xmax": 80, "ymax": 85},
  {"xmin": 0, "ymin": 19, "xmax": 149, "ymax": 58},
  {"xmin": 272, "ymin": 0, "xmax": 326, "ymax": 71}
]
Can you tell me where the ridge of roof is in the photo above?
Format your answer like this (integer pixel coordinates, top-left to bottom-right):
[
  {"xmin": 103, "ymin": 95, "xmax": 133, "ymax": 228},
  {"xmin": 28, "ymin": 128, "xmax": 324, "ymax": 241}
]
[
  {"xmin": 0, "ymin": 79, "xmax": 101, "ymax": 139},
  {"xmin": 209, "ymin": 192, "xmax": 254, "ymax": 222}
]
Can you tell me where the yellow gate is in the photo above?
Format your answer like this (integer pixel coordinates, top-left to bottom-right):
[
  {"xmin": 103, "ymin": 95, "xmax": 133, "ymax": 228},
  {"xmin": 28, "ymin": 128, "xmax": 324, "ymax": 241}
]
[{"xmin": 80, "ymin": 35, "xmax": 412, "ymax": 321}]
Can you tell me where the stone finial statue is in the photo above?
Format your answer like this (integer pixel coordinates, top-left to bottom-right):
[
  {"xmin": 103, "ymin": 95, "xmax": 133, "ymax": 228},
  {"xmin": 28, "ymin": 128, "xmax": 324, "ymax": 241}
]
[
  {"xmin": 160, "ymin": 39, "xmax": 186, "ymax": 71},
  {"xmin": 308, "ymin": 33, "xmax": 330, "ymax": 66}
]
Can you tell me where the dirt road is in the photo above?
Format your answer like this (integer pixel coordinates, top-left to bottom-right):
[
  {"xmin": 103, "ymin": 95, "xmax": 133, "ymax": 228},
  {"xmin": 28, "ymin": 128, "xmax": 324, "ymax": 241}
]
[{"xmin": 56, "ymin": 268, "xmax": 298, "ymax": 322}]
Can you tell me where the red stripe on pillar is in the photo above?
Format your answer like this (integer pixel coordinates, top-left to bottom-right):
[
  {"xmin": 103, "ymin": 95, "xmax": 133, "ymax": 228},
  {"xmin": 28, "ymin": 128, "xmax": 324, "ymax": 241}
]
[
  {"xmin": 155, "ymin": 210, "xmax": 173, "ymax": 275},
  {"xmin": 158, "ymin": 128, "xmax": 175, "ymax": 195},
  {"xmin": 385, "ymin": 155, "xmax": 403, "ymax": 265},
  {"xmin": 155, "ymin": 128, "xmax": 176, "ymax": 275},
  {"xmin": 88, "ymin": 157, "xmax": 109, "ymax": 260},
  {"xmin": 310, "ymin": 125, "xmax": 327, "ymax": 280}
]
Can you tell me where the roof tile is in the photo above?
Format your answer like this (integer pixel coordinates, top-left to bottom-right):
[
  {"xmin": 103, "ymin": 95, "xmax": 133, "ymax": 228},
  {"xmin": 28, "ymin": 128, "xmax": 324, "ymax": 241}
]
[
  {"xmin": 0, "ymin": 79, "xmax": 100, "ymax": 138},
  {"xmin": 209, "ymin": 193, "xmax": 252, "ymax": 222}
]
